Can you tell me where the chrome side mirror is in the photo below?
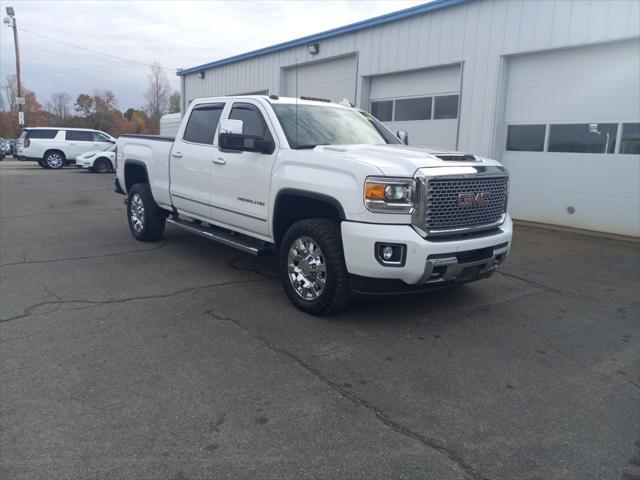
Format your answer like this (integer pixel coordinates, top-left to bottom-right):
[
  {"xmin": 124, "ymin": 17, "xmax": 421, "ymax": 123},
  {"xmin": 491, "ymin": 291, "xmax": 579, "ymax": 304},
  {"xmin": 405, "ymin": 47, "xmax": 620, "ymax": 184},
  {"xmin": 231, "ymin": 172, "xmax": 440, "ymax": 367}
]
[
  {"xmin": 220, "ymin": 118, "xmax": 243, "ymax": 135},
  {"xmin": 397, "ymin": 130, "xmax": 409, "ymax": 145}
]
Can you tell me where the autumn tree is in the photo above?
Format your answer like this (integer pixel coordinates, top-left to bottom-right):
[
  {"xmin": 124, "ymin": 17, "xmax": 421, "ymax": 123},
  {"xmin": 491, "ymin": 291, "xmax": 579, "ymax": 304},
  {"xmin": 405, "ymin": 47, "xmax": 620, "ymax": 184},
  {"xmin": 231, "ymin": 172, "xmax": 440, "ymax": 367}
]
[
  {"xmin": 3, "ymin": 75, "xmax": 20, "ymax": 113},
  {"xmin": 169, "ymin": 90, "xmax": 181, "ymax": 114},
  {"xmin": 74, "ymin": 94, "xmax": 94, "ymax": 117},
  {"xmin": 144, "ymin": 62, "xmax": 170, "ymax": 134},
  {"xmin": 47, "ymin": 92, "xmax": 72, "ymax": 122}
]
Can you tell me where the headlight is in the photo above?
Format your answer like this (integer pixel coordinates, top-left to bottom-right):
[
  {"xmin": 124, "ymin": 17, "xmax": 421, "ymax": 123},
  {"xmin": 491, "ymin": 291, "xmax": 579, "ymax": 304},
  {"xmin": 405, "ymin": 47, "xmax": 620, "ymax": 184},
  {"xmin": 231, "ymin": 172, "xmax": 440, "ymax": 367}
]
[{"xmin": 364, "ymin": 176, "xmax": 416, "ymax": 214}]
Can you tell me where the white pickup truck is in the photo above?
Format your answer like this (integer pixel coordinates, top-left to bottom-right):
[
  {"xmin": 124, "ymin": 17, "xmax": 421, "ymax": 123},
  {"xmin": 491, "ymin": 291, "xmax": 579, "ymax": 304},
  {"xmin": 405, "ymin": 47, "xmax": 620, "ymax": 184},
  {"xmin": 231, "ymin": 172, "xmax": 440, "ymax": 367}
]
[{"xmin": 115, "ymin": 95, "xmax": 512, "ymax": 313}]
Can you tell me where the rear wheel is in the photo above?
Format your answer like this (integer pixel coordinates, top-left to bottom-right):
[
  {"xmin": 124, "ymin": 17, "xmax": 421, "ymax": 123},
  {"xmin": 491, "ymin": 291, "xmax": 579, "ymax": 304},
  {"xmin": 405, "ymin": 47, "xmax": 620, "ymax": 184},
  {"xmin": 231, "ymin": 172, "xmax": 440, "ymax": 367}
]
[
  {"xmin": 94, "ymin": 157, "xmax": 111, "ymax": 173},
  {"xmin": 280, "ymin": 219, "xmax": 350, "ymax": 314},
  {"xmin": 44, "ymin": 151, "xmax": 65, "ymax": 169},
  {"xmin": 127, "ymin": 183, "xmax": 166, "ymax": 241}
]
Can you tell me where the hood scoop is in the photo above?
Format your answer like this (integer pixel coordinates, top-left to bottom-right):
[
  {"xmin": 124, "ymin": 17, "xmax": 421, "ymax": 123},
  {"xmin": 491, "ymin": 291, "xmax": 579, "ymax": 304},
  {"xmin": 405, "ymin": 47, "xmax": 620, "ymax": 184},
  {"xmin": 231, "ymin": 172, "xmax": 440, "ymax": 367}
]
[{"xmin": 435, "ymin": 154, "xmax": 478, "ymax": 162}]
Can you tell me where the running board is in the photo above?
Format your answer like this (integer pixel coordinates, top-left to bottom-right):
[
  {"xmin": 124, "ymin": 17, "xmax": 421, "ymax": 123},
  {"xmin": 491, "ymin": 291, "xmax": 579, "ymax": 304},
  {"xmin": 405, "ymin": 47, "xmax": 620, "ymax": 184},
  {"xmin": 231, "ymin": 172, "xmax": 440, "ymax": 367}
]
[{"xmin": 166, "ymin": 217, "xmax": 272, "ymax": 256}]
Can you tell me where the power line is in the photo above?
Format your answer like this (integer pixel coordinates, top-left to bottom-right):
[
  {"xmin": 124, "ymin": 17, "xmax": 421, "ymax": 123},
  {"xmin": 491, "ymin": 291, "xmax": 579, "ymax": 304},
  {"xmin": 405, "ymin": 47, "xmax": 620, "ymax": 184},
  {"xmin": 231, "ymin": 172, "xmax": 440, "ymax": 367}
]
[{"xmin": 18, "ymin": 27, "xmax": 179, "ymax": 72}]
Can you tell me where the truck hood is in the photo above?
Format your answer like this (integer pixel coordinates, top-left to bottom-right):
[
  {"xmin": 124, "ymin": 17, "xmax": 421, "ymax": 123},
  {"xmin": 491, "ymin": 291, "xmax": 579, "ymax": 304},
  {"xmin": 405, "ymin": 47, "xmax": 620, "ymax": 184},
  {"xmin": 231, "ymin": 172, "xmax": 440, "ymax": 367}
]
[{"xmin": 315, "ymin": 144, "xmax": 503, "ymax": 177}]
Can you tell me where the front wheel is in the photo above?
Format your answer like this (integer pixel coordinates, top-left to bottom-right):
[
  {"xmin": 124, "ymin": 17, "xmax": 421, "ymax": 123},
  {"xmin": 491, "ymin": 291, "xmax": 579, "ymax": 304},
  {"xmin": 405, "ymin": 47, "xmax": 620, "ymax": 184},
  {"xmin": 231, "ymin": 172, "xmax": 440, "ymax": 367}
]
[
  {"xmin": 279, "ymin": 219, "xmax": 351, "ymax": 314},
  {"xmin": 127, "ymin": 183, "xmax": 166, "ymax": 241},
  {"xmin": 94, "ymin": 158, "xmax": 111, "ymax": 173}
]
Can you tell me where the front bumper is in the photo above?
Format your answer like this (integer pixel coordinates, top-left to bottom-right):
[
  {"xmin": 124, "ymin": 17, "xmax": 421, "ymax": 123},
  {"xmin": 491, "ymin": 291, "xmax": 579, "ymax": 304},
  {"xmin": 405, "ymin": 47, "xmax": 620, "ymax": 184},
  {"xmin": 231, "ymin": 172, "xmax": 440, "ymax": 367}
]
[{"xmin": 341, "ymin": 215, "xmax": 513, "ymax": 287}]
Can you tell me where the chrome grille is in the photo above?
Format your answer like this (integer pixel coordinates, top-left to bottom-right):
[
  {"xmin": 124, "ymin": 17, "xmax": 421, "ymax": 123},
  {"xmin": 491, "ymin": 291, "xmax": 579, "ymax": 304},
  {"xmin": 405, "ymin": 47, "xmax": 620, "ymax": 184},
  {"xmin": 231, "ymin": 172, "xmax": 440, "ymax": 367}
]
[{"xmin": 425, "ymin": 176, "xmax": 508, "ymax": 232}]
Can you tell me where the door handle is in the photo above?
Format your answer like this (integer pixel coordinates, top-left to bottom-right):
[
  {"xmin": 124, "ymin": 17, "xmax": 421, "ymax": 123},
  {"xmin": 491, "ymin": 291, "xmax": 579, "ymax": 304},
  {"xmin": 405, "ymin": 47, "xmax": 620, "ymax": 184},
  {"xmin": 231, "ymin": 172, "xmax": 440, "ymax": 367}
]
[
  {"xmin": 172, "ymin": 152, "xmax": 183, "ymax": 158},
  {"xmin": 212, "ymin": 158, "xmax": 226, "ymax": 165}
]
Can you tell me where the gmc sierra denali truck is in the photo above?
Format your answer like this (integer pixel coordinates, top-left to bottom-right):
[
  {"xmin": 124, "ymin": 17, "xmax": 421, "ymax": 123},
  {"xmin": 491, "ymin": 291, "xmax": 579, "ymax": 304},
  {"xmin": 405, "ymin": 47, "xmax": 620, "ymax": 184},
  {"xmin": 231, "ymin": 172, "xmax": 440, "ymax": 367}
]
[{"xmin": 114, "ymin": 95, "xmax": 512, "ymax": 314}]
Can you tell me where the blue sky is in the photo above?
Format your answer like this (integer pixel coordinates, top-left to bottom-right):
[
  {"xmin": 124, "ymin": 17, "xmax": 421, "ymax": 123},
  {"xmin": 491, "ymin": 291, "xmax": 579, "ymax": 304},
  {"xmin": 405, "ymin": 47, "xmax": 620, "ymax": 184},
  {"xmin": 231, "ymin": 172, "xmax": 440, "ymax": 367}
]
[{"xmin": 0, "ymin": 0, "xmax": 424, "ymax": 111}]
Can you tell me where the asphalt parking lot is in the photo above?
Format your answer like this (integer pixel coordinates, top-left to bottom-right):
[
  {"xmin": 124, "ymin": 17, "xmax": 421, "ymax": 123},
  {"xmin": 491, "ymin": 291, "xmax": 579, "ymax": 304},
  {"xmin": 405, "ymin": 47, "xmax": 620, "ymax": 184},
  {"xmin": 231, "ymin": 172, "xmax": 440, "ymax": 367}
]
[{"xmin": 1, "ymin": 159, "xmax": 639, "ymax": 480}]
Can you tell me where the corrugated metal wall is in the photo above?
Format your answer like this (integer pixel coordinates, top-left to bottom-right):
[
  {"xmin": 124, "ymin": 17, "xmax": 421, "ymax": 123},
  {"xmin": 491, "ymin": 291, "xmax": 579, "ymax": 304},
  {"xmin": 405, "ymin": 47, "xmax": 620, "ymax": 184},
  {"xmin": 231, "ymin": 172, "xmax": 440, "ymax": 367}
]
[{"xmin": 183, "ymin": 0, "xmax": 640, "ymax": 157}]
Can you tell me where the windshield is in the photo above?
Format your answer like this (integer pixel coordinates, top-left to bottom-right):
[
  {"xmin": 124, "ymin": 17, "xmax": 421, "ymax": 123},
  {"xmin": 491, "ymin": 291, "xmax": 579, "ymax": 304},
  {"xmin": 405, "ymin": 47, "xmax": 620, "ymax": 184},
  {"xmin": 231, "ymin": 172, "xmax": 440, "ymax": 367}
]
[{"xmin": 273, "ymin": 104, "xmax": 391, "ymax": 149}]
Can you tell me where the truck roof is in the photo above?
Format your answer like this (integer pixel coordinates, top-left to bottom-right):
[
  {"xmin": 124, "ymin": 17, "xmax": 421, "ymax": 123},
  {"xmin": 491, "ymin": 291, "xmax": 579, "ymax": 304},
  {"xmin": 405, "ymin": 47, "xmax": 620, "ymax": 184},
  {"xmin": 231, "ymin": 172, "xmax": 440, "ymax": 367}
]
[{"xmin": 193, "ymin": 95, "xmax": 351, "ymax": 109}]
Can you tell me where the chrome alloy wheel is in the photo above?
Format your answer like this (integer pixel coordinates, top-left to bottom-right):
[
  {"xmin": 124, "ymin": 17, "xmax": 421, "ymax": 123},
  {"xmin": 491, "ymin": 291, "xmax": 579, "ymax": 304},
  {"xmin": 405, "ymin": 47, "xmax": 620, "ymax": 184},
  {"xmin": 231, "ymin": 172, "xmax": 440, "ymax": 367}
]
[
  {"xmin": 287, "ymin": 236, "xmax": 327, "ymax": 300},
  {"xmin": 130, "ymin": 193, "xmax": 145, "ymax": 233},
  {"xmin": 46, "ymin": 153, "xmax": 63, "ymax": 168}
]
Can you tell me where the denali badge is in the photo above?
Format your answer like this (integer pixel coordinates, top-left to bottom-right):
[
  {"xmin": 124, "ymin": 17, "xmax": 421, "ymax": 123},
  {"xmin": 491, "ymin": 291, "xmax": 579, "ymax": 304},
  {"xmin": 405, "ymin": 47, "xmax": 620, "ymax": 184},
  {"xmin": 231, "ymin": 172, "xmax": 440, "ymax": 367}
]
[{"xmin": 457, "ymin": 192, "xmax": 489, "ymax": 207}]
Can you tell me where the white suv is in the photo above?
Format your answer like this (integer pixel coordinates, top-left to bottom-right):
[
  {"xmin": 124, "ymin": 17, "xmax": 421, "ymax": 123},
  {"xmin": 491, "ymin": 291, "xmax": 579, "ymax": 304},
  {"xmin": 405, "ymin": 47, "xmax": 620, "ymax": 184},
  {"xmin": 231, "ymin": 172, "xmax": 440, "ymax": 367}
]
[{"xmin": 17, "ymin": 127, "xmax": 115, "ymax": 169}]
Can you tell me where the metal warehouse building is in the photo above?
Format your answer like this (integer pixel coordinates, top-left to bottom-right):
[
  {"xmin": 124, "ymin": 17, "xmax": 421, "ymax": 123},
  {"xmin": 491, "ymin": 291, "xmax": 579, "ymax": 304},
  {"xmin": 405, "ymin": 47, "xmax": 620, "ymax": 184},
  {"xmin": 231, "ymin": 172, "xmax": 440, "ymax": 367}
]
[{"xmin": 177, "ymin": 0, "xmax": 640, "ymax": 236}]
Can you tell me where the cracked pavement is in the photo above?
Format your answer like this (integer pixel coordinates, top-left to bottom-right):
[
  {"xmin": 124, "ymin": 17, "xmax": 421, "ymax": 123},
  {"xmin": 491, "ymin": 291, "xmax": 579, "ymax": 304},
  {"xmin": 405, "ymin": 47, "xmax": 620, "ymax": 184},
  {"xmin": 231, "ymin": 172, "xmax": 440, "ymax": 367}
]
[{"xmin": 1, "ymin": 160, "xmax": 639, "ymax": 480}]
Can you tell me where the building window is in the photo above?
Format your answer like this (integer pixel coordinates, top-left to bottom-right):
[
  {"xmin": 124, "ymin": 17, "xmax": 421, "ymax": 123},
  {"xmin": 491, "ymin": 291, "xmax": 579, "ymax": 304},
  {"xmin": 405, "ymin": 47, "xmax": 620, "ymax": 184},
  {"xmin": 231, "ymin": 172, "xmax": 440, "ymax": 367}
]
[
  {"xmin": 370, "ymin": 101, "xmax": 393, "ymax": 122},
  {"xmin": 548, "ymin": 123, "xmax": 617, "ymax": 154},
  {"xmin": 433, "ymin": 95, "xmax": 459, "ymax": 119},
  {"xmin": 506, "ymin": 125, "xmax": 546, "ymax": 152},
  {"xmin": 183, "ymin": 104, "xmax": 224, "ymax": 144},
  {"xmin": 620, "ymin": 123, "xmax": 640, "ymax": 154},
  {"xmin": 394, "ymin": 97, "xmax": 432, "ymax": 121}
]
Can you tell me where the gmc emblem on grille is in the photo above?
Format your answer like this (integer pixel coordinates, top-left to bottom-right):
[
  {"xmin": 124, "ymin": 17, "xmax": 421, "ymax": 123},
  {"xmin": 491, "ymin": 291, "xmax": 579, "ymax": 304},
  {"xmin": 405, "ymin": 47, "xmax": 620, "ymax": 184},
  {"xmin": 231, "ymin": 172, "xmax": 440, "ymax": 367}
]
[{"xmin": 457, "ymin": 192, "xmax": 490, "ymax": 207}]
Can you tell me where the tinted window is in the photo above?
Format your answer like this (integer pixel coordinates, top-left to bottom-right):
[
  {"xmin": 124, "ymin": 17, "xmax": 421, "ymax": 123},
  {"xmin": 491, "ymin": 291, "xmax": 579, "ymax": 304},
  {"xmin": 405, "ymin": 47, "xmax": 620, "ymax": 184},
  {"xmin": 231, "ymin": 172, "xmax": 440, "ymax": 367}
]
[
  {"xmin": 394, "ymin": 97, "xmax": 432, "ymax": 121},
  {"xmin": 506, "ymin": 125, "xmax": 546, "ymax": 152},
  {"xmin": 65, "ymin": 130, "xmax": 93, "ymax": 141},
  {"xmin": 93, "ymin": 132, "xmax": 111, "ymax": 142},
  {"xmin": 620, "ymin": 123, "xmax": 640, "ymax": 154},
  {"xmin": 229, "ymin": 103, "xmax": 269, "ymax": 137},
  {"xmin": 26, "ymin": 129, "xmax": 58, "ymax": 139},
  {"xmin": 370, "ymin": 101, "xmax": 393, "ymax": 122},
  {"xmin": 433, "ymin": 95, "xmax": 459, "ymax": 119},
  {"xmin": 548, "ymin": 123, "xmax": 617, "ymax": 154},
  {"xmin": 183, "ymin": 104, "xmax": 223, "ymax": 144}
]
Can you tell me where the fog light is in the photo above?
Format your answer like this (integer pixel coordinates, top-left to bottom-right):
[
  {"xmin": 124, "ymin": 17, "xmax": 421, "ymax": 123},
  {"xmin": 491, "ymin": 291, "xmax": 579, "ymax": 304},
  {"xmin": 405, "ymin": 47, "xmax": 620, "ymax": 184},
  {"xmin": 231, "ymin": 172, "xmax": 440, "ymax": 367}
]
[{"xmin": 375, "ymin": 243, "xmax": 406, "ymax": 267}]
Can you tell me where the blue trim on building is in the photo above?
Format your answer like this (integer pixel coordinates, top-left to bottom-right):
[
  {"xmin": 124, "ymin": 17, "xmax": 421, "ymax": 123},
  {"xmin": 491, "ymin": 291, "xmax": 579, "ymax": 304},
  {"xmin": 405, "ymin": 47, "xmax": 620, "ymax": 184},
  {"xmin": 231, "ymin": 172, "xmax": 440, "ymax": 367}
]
[{"xmin": 177, "ymin": 0, "xmax": 470, "ymax": 76}]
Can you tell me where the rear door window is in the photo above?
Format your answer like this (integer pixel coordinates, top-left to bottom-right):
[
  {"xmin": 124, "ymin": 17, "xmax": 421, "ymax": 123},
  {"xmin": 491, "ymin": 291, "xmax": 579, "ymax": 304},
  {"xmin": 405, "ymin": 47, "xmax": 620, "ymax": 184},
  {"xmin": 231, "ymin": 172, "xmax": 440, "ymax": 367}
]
[
  {"xmin": 65, "ymin": 130, "xmax": 94, "ymax": 141},
  {"xmin": 183, "ymin": 103, "xmax": 224, "ymax": 144}
]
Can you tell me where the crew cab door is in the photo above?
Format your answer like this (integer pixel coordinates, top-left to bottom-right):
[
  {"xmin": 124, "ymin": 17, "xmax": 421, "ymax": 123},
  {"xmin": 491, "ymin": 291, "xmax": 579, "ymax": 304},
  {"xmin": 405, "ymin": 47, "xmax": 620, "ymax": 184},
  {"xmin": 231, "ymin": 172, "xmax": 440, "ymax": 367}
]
[
  {"xmin": 211, "ymin": 100, "xmax": 277, "ymax": 237},
  {"xmin": 169, "ymin": 102, "xmax": 224, "ymax": 220}
]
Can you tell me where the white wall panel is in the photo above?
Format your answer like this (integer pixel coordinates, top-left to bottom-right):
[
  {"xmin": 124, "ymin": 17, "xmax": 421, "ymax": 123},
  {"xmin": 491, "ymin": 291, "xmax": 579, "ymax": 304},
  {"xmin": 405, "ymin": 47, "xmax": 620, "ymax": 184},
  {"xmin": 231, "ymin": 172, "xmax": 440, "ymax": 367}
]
[
  {"xmin": 283, "ymin": 55, "xmax": 357, "ymax": 103},
  {"xmin": 180, "ymin": 0, "xmax": 640, "ymax": 234}
]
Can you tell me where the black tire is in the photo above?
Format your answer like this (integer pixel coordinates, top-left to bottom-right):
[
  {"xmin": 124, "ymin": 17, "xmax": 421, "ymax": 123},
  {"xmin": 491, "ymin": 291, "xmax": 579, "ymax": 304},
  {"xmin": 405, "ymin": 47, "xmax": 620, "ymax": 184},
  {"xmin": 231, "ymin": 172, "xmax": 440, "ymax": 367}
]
[
  {"xmin": 127, "ymin": 183, "xmax": 166, "ymax": 241},
  {"xmin": 279, "ymin": 218, "xmax": 350, "ymax": 314},
  {"xmin": 94, "ymin": 157, "xmax": 111, "ymax": 173},
  {"xmin": 38, "ymin": 159, "xmax": 49, "ymax": 169},
  {"xmin": 44, "ymin": 150, "xmax": 65, "ymax": 169}
]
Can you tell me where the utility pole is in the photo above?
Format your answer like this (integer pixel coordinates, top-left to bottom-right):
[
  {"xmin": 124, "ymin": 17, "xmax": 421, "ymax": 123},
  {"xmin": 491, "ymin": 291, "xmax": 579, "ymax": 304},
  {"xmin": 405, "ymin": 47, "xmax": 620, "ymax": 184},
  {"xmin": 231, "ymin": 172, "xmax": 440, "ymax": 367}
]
[{"xmin": 3, "ymin": 6, "xmax": 24, "ymax": 128}]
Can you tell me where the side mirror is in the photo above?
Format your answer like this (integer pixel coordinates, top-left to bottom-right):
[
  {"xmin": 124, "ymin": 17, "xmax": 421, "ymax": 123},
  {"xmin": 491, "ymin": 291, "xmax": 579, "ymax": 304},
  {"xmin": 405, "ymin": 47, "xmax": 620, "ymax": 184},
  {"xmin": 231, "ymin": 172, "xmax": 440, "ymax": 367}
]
[
  {"xmin": 397, "ymin": 130, "xmax": 409, "ymax": 145},
  {"xmin": 220, "ymin": 118, "xmax": 243, "ymax": 135},
  {"xmin": 219, "ymin": 132, "xmax": 274, "ymax": 154}
]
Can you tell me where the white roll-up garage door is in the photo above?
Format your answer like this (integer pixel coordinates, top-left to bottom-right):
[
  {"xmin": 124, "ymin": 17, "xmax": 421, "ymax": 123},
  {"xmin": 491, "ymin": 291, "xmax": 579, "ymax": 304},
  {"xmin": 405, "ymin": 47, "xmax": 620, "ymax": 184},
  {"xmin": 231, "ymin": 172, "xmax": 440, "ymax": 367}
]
[
  {"xmin": 283, "ymin": 55, "xmax": 357, "ymax": 104},
  {"xmin": 501, "ymin": 39, "xmax": 640, "ymax": 236},
  {"xmin": 368, "ymin": 64, "xmax": 461, "ymax": 149}
]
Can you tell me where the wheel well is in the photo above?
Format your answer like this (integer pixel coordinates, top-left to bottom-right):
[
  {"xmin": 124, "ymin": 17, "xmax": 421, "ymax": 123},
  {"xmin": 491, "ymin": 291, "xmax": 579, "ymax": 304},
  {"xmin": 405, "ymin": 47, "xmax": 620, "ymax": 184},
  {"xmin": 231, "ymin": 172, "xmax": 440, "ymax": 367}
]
[
  {"xmin": 273, "ymin": 192, "xmax": 344, "ymax": 246},
  {"xmin": 95, "ymin": 157, "xmax": 111, "ymax": 167},
  {"xmin": 124, "ymin": 162, "xmax": 148, "ymax": 191}
]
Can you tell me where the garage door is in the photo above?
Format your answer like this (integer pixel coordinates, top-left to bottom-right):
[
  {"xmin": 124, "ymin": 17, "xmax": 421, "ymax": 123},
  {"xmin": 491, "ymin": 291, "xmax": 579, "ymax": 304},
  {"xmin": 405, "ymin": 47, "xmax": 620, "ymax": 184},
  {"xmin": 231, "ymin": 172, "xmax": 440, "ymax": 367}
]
[
  {"xmin": 368, "ymin": 64, "xmax": 460, "ymax": 149},
  {"xmin": 501, "ymin": 39, "xmax": 640, "ymax": 236},
  {"xmin": 283, "ymin": 55, "xmax": 357, "ymax": 104}
]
